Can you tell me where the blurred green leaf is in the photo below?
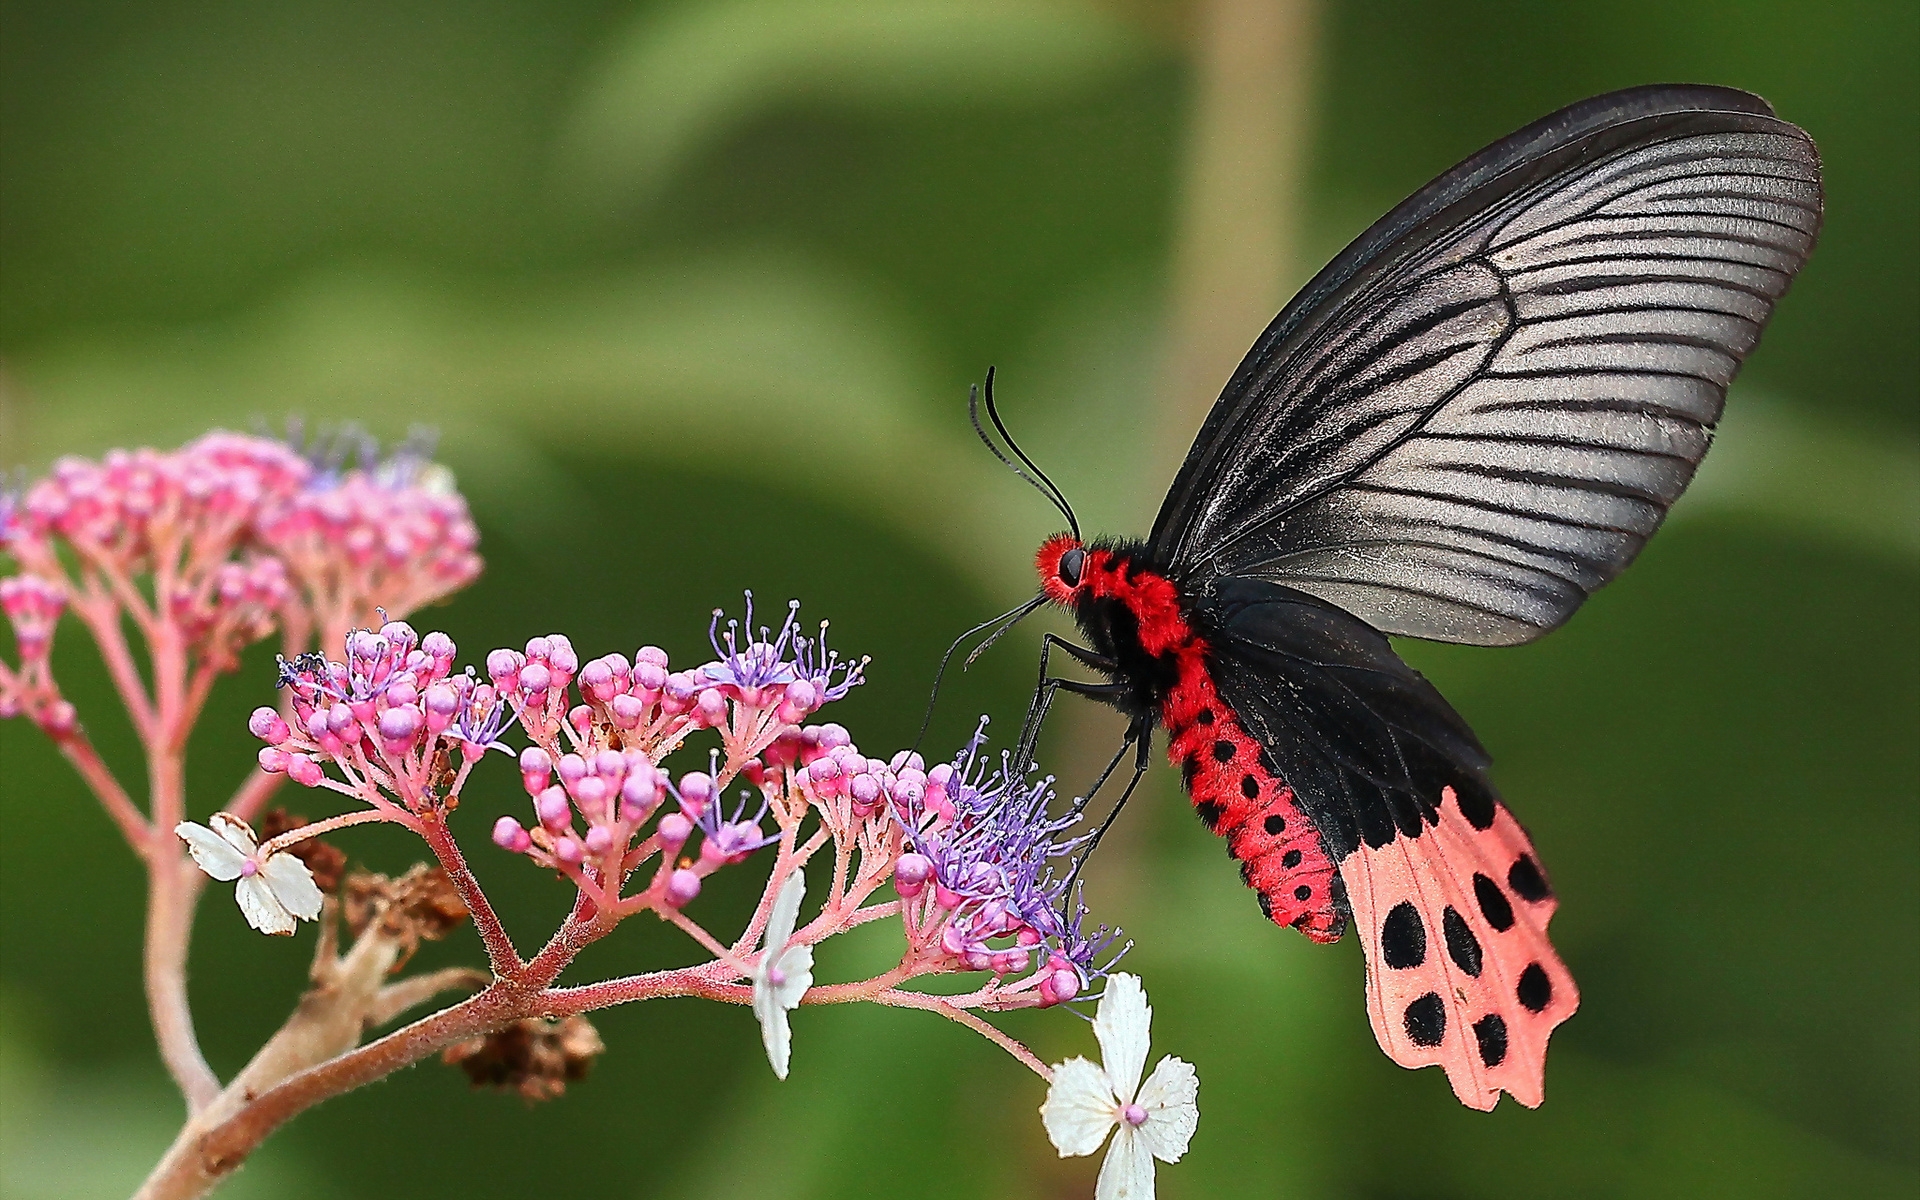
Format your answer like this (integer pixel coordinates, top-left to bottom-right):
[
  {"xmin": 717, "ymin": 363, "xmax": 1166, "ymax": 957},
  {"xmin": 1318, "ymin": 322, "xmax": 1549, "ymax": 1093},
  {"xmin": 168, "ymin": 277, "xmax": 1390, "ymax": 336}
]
[{"xmin": 556, "ymin": 0, "xmax": 1149, "ymax": 211}]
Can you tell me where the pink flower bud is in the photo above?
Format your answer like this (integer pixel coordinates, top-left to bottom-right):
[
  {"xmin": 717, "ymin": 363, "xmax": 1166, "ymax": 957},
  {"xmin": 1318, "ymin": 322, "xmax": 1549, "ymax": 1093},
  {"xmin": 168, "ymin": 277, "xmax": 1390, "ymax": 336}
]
[
  {"xmin": 492, "ymin": 816, "xmax": 532, "ymax": 853},
  {"xmin": 656, "ymin": 812, "xmax": 692, "ymax": 851},
  {"xmin": 584, "ymin": 824, "xmax": 614, "ymax": 855},
  {"xmin": 677, "ymin": 771, "xmax": 715, "ymax": 816},
  {"xmin": 554, "ymin": 836, "xmax": 584, "ymax": 865},
  {"xmin": 610, "ymin": 694, "xmax": 646, "ymax": 729},
  {"xmin": 579, "ymin": 659, "xmax": 617, "ymax": 701},
  {"xmin": 248, "ymin": 706, "xmax": 291, "ymax": 743},
  {"xmin": 286, "ymin": 754, "xmax": 324, "ymax": 788},
  {"xmin": 423, "ymin": 683, "xmax": 459, "ymax": 733},
  {"xmin": 664, "ymin": 868, "xmax": 701, "ymax": 907},
  {"xmin": 567, "ymin": 705, "xmax": 593, "ymax": 737},
  {"xmin": 783, "ymin": 678, "xmax": 819, "ymax": 714},
  {"xmin": 1038, "ymin": 967, "xmax": 1080, "ymax": 1007},
  {"xmin": 894, "ymin": 853, "xmax": 934, "ymax": 899},
  {"xmin": 258, "ymin": 747, "xmax": 291, "ymax": 773},
  {"xmin": 695, "ymin": 688, "xmax": 727, "ymax": 727},
  {"xmin": 633, "ymin": 661, "xmax": 668, "ymax": 693},
  {"xmin": 593, "ymin": 750, "xmax": 627, "ymax": 780},
  {"xmin": 557, "ymin": 753, "xmax": 588, "ymax": 786},
  {"xmin": 421, "ymin": 631, "xmax": 455, "ymax": 661},
  {"xmin": 535, "ymin": 786, "xmax": 571, "ymax": 831},
  {"xmin": 520, "ymin": 746, "xmax": 552, "ymax": 794},
  {"xmin": 620, "ymin": 771, "xmax": 660, "ymax": 821},
  {"xmin": 572, "ymin": 776, "xmax": 609, "ymax": 810},
  {"xmin": 486, "ymin": 648, "xmax": 523, "ymax": 689},
  {"xmin": 377, "ymin": 706, "xmax": 421, "ymax": 746},
  {"xmin": 849, "ymin": 773, "xmax": 883, "ymax": 816},
  {"xmin": 518, "ymin": 662, "xmax": 551, "ymax": 694},
  {"xmin": 634, "ymin": 645, "xmax": 669, "ymax": 669}
]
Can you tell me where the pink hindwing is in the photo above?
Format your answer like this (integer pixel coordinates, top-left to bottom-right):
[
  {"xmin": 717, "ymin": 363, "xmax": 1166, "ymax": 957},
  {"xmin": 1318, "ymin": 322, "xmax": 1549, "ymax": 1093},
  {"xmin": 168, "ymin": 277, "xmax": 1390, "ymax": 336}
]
[{"xmin": 1339, "ymin": 785, "xmax": 1578, "ymax": 1109}]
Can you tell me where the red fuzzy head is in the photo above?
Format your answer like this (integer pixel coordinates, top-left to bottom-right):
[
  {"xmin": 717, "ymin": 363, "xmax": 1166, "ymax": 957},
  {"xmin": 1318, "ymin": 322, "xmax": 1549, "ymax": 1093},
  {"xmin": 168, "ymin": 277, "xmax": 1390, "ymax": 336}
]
[{"xmin": 1034, "ymin": 534, "xmax": 1085, "ymax": 607}]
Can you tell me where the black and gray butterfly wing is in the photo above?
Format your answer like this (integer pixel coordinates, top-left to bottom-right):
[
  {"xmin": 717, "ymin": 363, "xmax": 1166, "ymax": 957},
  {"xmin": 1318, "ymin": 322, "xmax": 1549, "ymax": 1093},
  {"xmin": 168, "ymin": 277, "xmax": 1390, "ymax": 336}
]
[{"xmin": 1150, "ymin": 85, "xmax": 1823, "ymax": 646}]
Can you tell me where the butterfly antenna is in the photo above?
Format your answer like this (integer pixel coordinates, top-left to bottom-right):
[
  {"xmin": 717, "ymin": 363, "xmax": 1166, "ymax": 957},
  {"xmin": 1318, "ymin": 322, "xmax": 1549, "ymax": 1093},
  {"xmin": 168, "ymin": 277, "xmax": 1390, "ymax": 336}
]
[
  {"xmin": 970, "ymin": 367, "xmax": 1080, "ymax": 540},
  {"xmin": 912, "ymin": 593, "xmax": 1048, "ymax": 754}
]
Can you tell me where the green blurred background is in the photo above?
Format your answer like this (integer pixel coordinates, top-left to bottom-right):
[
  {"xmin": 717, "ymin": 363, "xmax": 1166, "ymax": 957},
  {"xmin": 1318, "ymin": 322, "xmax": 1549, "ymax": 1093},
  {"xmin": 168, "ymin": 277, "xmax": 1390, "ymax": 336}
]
[{"xmin": 2, "ymin": 1, "xmax": 1915, "ymax": 1197}]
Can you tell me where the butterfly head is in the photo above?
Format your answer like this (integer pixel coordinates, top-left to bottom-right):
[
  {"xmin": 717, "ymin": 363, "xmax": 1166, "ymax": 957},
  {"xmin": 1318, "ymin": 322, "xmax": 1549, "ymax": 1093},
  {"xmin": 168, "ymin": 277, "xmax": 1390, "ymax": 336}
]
[{"xmin": 1036, "ymin": 533, "xmax": 1087, "ymax": 607}]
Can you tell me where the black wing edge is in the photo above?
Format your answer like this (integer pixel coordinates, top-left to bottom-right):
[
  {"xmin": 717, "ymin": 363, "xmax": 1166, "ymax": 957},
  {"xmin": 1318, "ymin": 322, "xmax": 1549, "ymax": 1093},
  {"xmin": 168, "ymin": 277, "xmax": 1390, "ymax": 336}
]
[{"xmin": 1149, "ymin": 83, "xmax": 1795, "ymax": 565}]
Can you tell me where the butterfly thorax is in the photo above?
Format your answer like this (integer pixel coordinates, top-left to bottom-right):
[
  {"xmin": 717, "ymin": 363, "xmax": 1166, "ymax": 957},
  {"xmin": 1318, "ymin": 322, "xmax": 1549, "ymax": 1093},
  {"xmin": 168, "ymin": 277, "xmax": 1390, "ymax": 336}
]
[{"xmin": 1038, "ymin": 536, "xmax": 1190, "ymax": 723}]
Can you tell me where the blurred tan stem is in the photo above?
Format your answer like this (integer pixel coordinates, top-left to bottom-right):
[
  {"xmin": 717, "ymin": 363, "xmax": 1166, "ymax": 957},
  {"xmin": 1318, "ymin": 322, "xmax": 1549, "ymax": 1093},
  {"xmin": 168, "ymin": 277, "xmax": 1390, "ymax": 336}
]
[{"xmin": 1063, "ymin": 0, "xmax": 1318, "ymax": 899}]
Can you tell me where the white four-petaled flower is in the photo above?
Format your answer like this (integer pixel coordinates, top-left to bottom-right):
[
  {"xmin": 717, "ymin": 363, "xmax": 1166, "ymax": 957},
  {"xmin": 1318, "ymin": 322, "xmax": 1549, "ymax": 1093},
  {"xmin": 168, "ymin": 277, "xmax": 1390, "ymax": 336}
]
[
  {"xmin": 175, "ymin": 813, "xmax": 324, "ymax": 936},
  {"xmin": 751, "ymin": 867, "xmax": 815, "ymax": 1079},
  {"xmin": 1040, "ymin": 973, "xmax": 1199, "ymax": 1200}
]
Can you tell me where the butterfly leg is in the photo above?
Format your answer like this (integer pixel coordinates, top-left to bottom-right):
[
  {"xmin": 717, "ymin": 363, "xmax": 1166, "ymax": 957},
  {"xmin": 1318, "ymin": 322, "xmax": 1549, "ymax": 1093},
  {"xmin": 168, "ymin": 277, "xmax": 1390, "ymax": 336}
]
[
  {"xmin": 1013, "ymin": 634, "xmax": 1121, "ymax": 769},
  {"xmin": 1066, "ymin": 725, "xmax": 1152, "ymax": 886}
]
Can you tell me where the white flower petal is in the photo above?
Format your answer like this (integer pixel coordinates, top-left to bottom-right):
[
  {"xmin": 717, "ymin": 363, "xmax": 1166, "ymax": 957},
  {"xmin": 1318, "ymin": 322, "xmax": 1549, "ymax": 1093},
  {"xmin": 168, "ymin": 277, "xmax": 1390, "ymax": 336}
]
[
  {"xmin": 752, "ymin": 869, "xmax": 811, "ymax": 1081},
  {"xmin": 175, "ymin": 822, "xmax": 247, "ymax": 881},
  {"xmin": 1132, "ymin": 1055, "xmax": 1199, "ymax": 1163},
  {"xmin": 235, "ymin": 874, "xmax": 296, "ymax": 935},
  {"xmin": 261, "ymin": 853, "xmax": 324, "ymax": 921},
  {"xmin": 766, "ymin": 867, "xmax": 806, "ymax": 950},
  {"xmin": 1093, "ymin": 973, "xmax": 1151, "ymax": 1103},
  {"xmin": 755, "ymin": 993, "xmax": 793, "ymax": 1080},
  {"xmin": 1041, "ymin": 1056, "xmax": 1119, "ymax": 1157},
  {"xmin": 208, "ymin": 812, "xmax": 260, "ymax": 855},
  {"xmin": 1095, "ymin": 1123, "xmax": 1156, "ymax": 1200},
  {"xmin": 772, "ymin": 943, "xmax": 814, "ymax": 1009}
]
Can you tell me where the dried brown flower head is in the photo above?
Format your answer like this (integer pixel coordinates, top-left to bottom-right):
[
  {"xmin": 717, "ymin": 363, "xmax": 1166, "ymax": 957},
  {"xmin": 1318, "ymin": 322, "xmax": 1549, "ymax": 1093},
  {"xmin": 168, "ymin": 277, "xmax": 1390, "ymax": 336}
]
[
  {"xmin": 342, "ymin": 864, "xmax": 470, "ymax": 967},
  {"xmin": 442, "ymin": 1015, "xmax": 605, "ymax": 1103}
]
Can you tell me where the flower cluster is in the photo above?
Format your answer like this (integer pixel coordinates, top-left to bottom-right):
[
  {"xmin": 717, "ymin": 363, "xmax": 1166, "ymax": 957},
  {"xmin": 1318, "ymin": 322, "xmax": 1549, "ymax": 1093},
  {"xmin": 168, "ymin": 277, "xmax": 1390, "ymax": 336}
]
[
  {"xmin": 255, "ymin": 428, "xmax": 480, "ymax": 637},
  {"xmin": 0, "ymin": 427, "xmax": 481, "ymax": 732},
  {"xmin": 257, "ymin": 620, "xmax": 511, "ymax": 812},
  {"xmin": 890, "ymin": 722, "xmax": 1124, "ymax": 1004}
]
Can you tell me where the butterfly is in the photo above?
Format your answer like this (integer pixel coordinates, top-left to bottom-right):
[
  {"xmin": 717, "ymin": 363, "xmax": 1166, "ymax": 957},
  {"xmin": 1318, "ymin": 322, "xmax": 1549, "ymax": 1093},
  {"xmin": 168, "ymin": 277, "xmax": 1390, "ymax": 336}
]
[{"xmin": 974, "ymin": 84, "xmax": 1822, "ymax": 1110}]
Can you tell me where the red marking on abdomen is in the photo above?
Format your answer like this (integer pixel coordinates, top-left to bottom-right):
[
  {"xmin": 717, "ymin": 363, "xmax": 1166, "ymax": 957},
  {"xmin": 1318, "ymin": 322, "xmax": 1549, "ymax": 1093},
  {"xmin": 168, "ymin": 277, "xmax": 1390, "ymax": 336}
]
[{"xmin": 1163, "ymin": 656, "xmax": 1344, "ymax": 943}]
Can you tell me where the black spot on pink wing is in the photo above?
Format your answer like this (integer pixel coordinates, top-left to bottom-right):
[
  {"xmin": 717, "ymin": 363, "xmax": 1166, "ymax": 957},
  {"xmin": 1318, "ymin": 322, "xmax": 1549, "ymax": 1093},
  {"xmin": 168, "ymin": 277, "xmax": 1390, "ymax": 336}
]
[
  {"xmin": 1293, "ymin": 885, "xmax": 1312, "ymax": 901},
  {"xmin": 1472, "ymin": 1014, "xmax": 1508, "ymax": 1067},
  {"xmin": 1454, "ymin": 779, "xmax": 1496, "ymax": 831},
  {"xmin": 1241, "ymin": 775, "xmax": 1261, "ymax": 800},
  {"xmin": 1404, "ymin": 992, "xmax": 1446, "ymax": 1047},
  {"xmin": 1194, "ymin": 800, "xmax": 1223, "ymax": 831},
  {"xmin": 1508, "ymin": 854, "xmax": 1552, "ymax": 902},
  {"xmin": 1262, "ymin": 811, "xmax": 1285, "ymax": 834},
  {"xmin": 1281, "ymin": 849, "xmax": 1302, "ymax": 868},
  {"xmin": 1381, "ymin": 901, "xmax": 1425, "ymax": 969},
  {"xmin": 1442, "ymin": 906, "xmax": 1483, "ymax": 977},
  {"xmin": 1473, "ymin": 873, "xmax": 1515, "ymax": 931},
  {"xmin": 1517, "ymin": 963, "xmax": 1552, "ymax": 1012},
  {"xmin": 1212, "ymin": 740, "xmax": 1236, "ymax": 763},
  {"xmin": 1196, "ymin": 708, "xmax": 1215, "ymax": 726}
]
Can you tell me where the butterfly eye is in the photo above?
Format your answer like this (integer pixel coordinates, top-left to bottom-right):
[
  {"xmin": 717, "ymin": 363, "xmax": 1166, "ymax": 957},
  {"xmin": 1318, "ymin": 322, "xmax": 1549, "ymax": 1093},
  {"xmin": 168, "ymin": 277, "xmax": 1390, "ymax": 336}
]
[{"xmin": 1058, "ymin": 547, "xmax": 1086, "ymax": 588}]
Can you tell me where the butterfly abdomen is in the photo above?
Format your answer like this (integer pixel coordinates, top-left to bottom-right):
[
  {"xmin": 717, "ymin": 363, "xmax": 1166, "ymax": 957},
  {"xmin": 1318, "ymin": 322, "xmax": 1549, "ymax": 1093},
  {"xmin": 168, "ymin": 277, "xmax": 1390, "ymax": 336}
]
[
  {"xmin": 1071, "ymin": 543, "xmax": 1346, "ymax": 941},
  {"xmin": 1163, "ymin": 659, "xmax": 1348, "ymax": 942}
]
